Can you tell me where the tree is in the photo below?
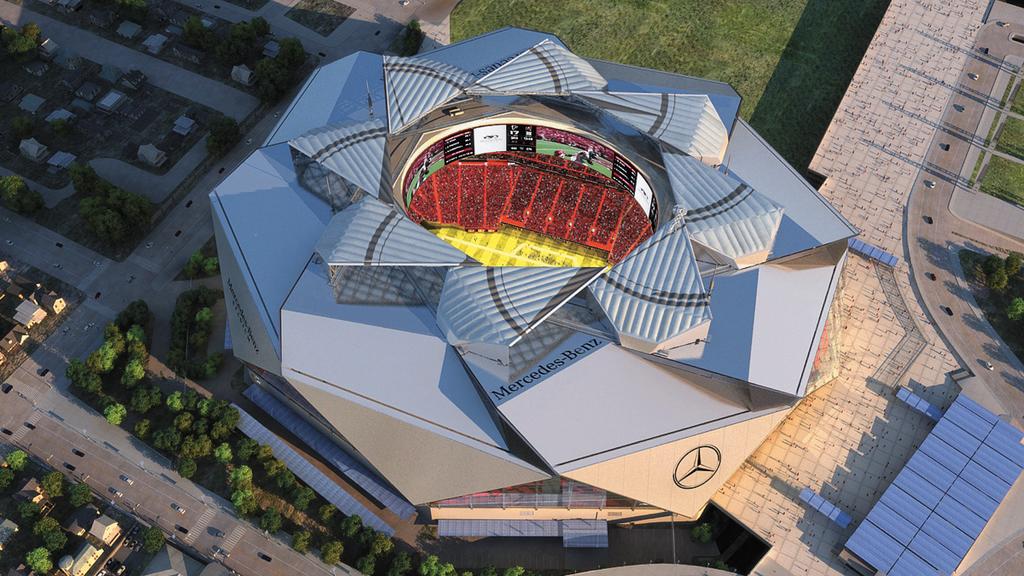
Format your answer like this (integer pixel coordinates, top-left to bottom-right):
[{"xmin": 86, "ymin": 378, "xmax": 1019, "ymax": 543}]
[
  {"xmin": 207, "ymin": 116, "xmax": 240, "ymax": 158},
  {"xmin": 117, "ymin": 300, "xmax": 151, "ymax": 334},
  {"xmin": 183, "ymin": 15, "xmax": 215, "ymax": 50},
  {"xmin": 357, "ymin": 555, "xmax": 377, "ymax": 576},
  {"xmin": 67, "ymin": 359, "xmax": 102, "ymax": 395},
  {"xmin": 292, "ymin": 485, "xmax": 315, "ymax": 511},
  {"xmin": 18, "ymin": 501, "xmax": 40, "ymax": 520},
  {"xmin": 260, "ymin": 507, "xmax": 282, "ymax": 533},
  {"xmin": 388, "ymin": 552, "xmax": 413, "ymax": 576},
  {"xmin": 178, "ymin": 458, "xmax": 197, "ymax": 478},
  {"xmin": 1009, "ymin": 298, "xmax": 1024, "ymax": 321},
  {"xmin": 397, "ymin": 20, "xmax": 424, "ymax": 57},
  {"xmin": 104, "ymin": 402, "xmax": 127, "ymax": 425},
  {"xmin": 141, "ymin": 526, "xmax": 164, "ymax": 553},
  {"xmin": 40, "ymin": 471, "xmax": 64, "ymax": 498},
  {"xmin": 213, "ymin": 442, "xmax": 233, "ymax": 464},
  {"xmin": 275, "ymin": 468, "xmax": 295, "ymax": 491},
  {"xmin": 180, "ymin": 434, "xmax": 213, "ymax": 460},
  {"xmin": 502, "ymin": 568, "xmax": 523, "ymax": 576},
  {"xmin": 0, "ymin": 468, "xmax": 14, "ymax": 491},
  {"xmin": 79, "ymin": 184, "xmax": 154, "ymax": 247},
  {"xmin": 174, "ymin": 412, "xmax": 195, "ymax": 432},
  {"xmin": 230, "ymin": 465, "xmax": 253, "ymax": 491},
  {"xmin": 0, "ymin": 175, "xmax": 44, "ymax": 215},
  {"xmin": 340, "ymin": 514, "xmax": 362, "ymax": 538},
  {"xmin": 691, "ymin": 522, "xmax": 713, "ymax": 543},
  {"xmin": 114, "ymin": 0, "xmax": 148, "ymax": 21},
  {"xmin": 5, "ymin": 449, "xmax": 28, "ymax": 471},
  {"xmin": 134, "ymin": 418, "xmax": 152, "ymax": 439},
  {"xmin": 255, "ymin": 57, "xmax": 290, "ymax": 103},
  {"xmin": 255, "ymin": 444, "xmax": 274, "ymax": 462},
  {"xmin": 166, "ymin": 391, "xmax": 184, "ymax": 412},
  {"xmin": 419, "ymin": 555, "xmax": 455, "ymax": 576},
  {"xmin": 231, "ymin": 489, "xmax": 258, "ymax": 516},
  {"xmin": 130, "ymin": 386, "xmax": 162, "ymax": 413},
  {"xmin": 1006, "ymin": 252, "xmax": 1023, "ymax": 277},
  {"xmin": 203, "ymin": 257, "xmax": 220, "ymax": 276},
  {"xmin": 51, "ymin": 117, "xmax": 72, "ymax": 138},
  {"xmin": 68, "ymin": 482, "xmax": 92, "ymax": 507},
  {"xmin": 24, "ymin": 547, "xmax": 52, "ymax": 574},
  {"xmin": 990, "ymin": 267, "xmax": 1009, "ymax": 292},
  {"xmin": 321, "ymin": 540, "xmax": 344, "ymax": 565},
  {"xmin": 264, "ymin": 457, "xmax": 286, "ymax": 478},
  {"xmin": 34, "ymin": 517, "xmax": 67, "ymax": 551},
  {"xmin": 152, "ymin": 427, "xmax": 182, "ymax": 451},
  {"xmin": 277, "ymin": 37, "xmax": 306, "ymax": 70},
  {"xmin": 10, "ymin": 115, "xmax": 33, "ymax": 140},
  {"xmin": 292, "ymin": 529, "xmax": 311, "ymax": 553},
  {"xmin": 319, "ymin": 504, "xmax": 337, "ymax": 524},
  {"xmin": 237, "ymin": 438, "xmax": 258, "ymax": 461},
  {"xmin": 370, "ymin": 532, "xmax": 394, "ymax": 557},
  {"xmin": 122, "ymin": 358, "xmax": 146, "ymax": 389}
]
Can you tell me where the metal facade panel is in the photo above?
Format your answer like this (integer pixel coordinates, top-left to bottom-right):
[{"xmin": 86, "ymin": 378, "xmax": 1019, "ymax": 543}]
[
  {"xmin": 315, "ymin": 197, "xmax": 470, "ymax": 267},
  {"xmin": 845, "ymin": 521, "xmax": 903, "ymax": 574},
  {"xmin": 439, "ymin": 266, "xmax": 602, "ymax": 345},
  {"xmin": 865, "ymin": 502, "xmax": 917, "ymax": 545},
  {"xmin": 588, "ymin": 221, "xmax": 711, "ymax": 349},
  {"xmin": 290, "ymin": 119, "xmax": 388, "ymax": 197},
  {"xmin": 943, "ymin": 402, "xmax": 995, "ymax": 442},
  {"xmin": 918, "ymin": 435, "xmax": 969, "ymax": 474},
  {"xmin": 468, "ymin": 39, "xmax": 606, "ymax": 95},
  {"xmin": 561, "ymin": 520, "xmax": 609, "ymax": 548},
  {"xmin": 437, "ymin": 520, "xmax": 560, "ymax": 538},
  {"xmin": 904, "ymin": 452, "xmax": 956, "ymax": 493},
  {"xmin": 907, "ymin": 530, "xmax": 959, "ymax": 575}
]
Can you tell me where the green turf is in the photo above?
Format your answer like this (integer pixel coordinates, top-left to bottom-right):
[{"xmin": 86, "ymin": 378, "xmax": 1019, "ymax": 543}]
[
  {"xmin": 1012, "ymin": 84, "xmax": 1024, "ymax": 116},
  {"xmin": 996, "ymin": 117, "xmax": 1024, "ymax": 160},
  {"xmin": 451, "ymin": 0, "xmax": 889, "ymax": 173},
  {"xmin": 980, "ymin": 155, "xmax": 1024, "ymax": 207}
]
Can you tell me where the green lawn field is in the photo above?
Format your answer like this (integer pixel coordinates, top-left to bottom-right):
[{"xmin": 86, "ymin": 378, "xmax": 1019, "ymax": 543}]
[
  {"xmin": 451, "ymin": 0, "xmax": 889, "ymax": 173},
  {"xmin": 980, "ymin": 156, "xmax": 1024, "ymax": 207}
]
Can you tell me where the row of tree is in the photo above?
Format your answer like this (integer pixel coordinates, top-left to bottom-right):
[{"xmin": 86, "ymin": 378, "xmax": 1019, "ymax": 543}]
[
  {"xmin": 167, "ymin": 286, "xmax": 223, "ymax": 379},
  {"xmin": 69, "ymin": 164, "xmax": 154, "ymax": 248}
]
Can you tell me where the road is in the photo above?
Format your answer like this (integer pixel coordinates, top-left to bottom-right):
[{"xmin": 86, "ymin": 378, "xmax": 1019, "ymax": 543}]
[
  {"xmin": 0, "ymin": 0, "xmax": 258, "ymax": 120},
  {"xmin": 905, "ymin": 19, "xmax": 1024, "ymax": 424}
]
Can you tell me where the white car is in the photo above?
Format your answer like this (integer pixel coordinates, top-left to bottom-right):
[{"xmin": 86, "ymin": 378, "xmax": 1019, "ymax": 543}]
[
  {"xmin": 120, "ymin": 474, "xmax": 135, "ymax": 485},
  {"xmin": 981, "ymin": 360, "xmax": 994, "ymax": 371},
  {"xmin": 171, "ymin": 503, "xmax": 186, "ymax": 514}
]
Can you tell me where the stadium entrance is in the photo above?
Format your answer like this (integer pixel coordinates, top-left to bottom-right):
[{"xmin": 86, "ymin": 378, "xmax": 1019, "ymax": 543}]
[{"xmin": 403, "ymin": 124, "xmax": 657, "ymax": 267}]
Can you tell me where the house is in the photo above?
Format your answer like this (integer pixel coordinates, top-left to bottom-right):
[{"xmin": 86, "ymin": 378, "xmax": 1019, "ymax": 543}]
[
  {"xmin": 138, "ymin": 144, "xmax": 167, "ymax": 167},
  {"xmin": 96, "ymin": 90, "xmax": 127, "ymax": 113},
  {"xmin": 142, "ymin": 34, "xmax": 168, "ymax": 55},
  {"xmin": 15, "ymin": 299, "xmax": 47, "ymax": 327},
  {"xmin": 118, "ymin": 100, "xmax": 146, "ymax": 121},
  {"xmin": 119, "ymin": 69, "xmax": 146, "ymax": 91},
  {"xmin": 45, "ymin": 108, "xmax": 75, "ymax": 123},
  {"xmin": 19, "ymin": 138, "xmax": 49, "ymax": 162},
  {"xmin": 262, "ymin": 40, "xmax": 280, "ymax": 59},
  {"xmin": 0, "ymin": 518, "xmax": 17, "ymax": 552},
  {"xmin": 116, "ymin": 21, "xmax": 142, "ymax": 40},
  {"xmin": 0, "ymin": 260, "xmax": 8, "ymax": 273},
  {"xmin": 8, "ymin": 563, "xmax": 33, "ymax": 576},
  {"xmin": 38, "ymin": 291, "xmax": 66, "ymax": 315},
  {"xmin": 89, "ymin": 9, "xmax": 116, "ymax": 28},
  {"xmin": 54, "ymin": 49, "xmax": 83, "ymax": 71},
  {"xmin": 0, "ymin": 327, "xmax": 29, "ymax": 355},
  {"xmin": 141, "ymin": 544, "xmax": 204, "ymax": 576},
  {"xmin": 15, "ymin": 478, "xmax": 44, "ymax": 504},
  {"xmin": 38, "ymin": 38, "xmax": 59, "ymax": 60},
  {"xmin": 18, "ymin": 93, "xmax": 45, "ymax": 114},
  {"xmin": 75, "ymin": 81, "xmax": 101, "ymax": 101},
  {"xmin": 23, "ymin": 61, "xmax": 48, "ymax": 77},
  {"xmin": 164, "ymin": 24, "xmax": 183, "ymax": 36},
  {"xmin": 70, "ymin": 98, "xmax": 93, "ymax": 112},
  {"xmin": 99, "ymin": 64, "xmax": 123, "ymax": 84},
  {"xmin": 88, "ymin": 515, "xmax": 120, "ymax": 546},
  {"xmin": 172, "ymin": 115, "xmax": 195, "ymax": 136},
  {"xmin": 171, "ymin": 44, "xmax": 203, "ymax": 64},
  {"xmin": 64, "ymin": 505, "xmax": 99, "ymax": 537},
  {"xmin": 0, "ymin": 81, "xmax": 23, "ymax": 104},
  {"xmin": 230, "ymin": 64, "xmax": 254, "ymax": 86},
  {"xmin": 58, "ymin": 541, "xmax": 101, "ymax": 576},
  {"xmin": 48, "ymin": 151, "xmax": 77, "ymax": 170}
]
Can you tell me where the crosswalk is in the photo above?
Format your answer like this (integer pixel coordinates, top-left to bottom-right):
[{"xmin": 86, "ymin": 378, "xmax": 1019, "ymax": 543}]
[
  {"xmin": 10, "ymin": 411, "xmax": 41, "ymax": 443},
  {"xmin": 185, "ymin": 507, "xmax": 216, "ymax": 545},
  {"xmin": 222, "ymin": 524, "xmax": 246, "ymax": 552}
]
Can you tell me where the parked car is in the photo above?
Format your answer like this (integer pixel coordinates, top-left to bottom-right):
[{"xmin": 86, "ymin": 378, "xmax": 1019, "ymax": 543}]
[
  {"xmin": 171, "ymin": 503, "xmax": 186, "ymax": 514},
  {"xmin": 120, "ymin": 474, "xmax": 135, "ymax": 485}
]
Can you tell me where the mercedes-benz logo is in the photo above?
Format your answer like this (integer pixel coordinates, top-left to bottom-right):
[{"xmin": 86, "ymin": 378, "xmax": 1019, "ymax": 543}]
[{"xmin": 673, "ymin": 445, "xmax": 721, "ymax": 489}]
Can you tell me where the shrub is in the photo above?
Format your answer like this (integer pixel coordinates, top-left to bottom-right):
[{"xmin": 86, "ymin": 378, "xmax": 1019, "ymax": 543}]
[
  {"xmin": 0, "ymin": 175, "xmax": 44, "ymax": 215},
  {"xmin": 24, "ymin": 547, "xmax": 52, "ymax": 574},
  {"xmin": 691, "ymin": 522, "xmax": 713, "ymax": 543},
  {"xmin": 104, "ymin": 402, "xmax": 127, "ymax": 425},
  {"xmin": 319, "ymin": 504, "xmax": 337, "ymax": 524},
  {"xmin": 178, "ymin": 459, "xmax": 197, "ymax": 478},
  {"xmin": 5, "ymin": 449, "xmax": 28, "ymax": 471},
  {"xmin": 321, "ymin": 540, "xmax": 344, "ymax": 565},
  {"xmin": 68, "ymin": 482, "xmax": 92, "ymax": 507},
  {"xmin": 357, "ymin": 555, "xmax": 377, "ymax": 575},
  {"xmin": 260, "ymin": 507, "xmax": 282, "ymax": 533},
  {"xmin": 1009, "ymin": 298, "xmax": 1024, "ymax": 321},
  {"xmin": 40, "ymin": 471, "xmax": 64, "ymax": 498},
  {"xmin": 142, "ymin": 526, "xmax": 164, "ymax": 553},
  {"xmin": 292, "ymin": 529, "xmax": 311, "ymax": 553}
]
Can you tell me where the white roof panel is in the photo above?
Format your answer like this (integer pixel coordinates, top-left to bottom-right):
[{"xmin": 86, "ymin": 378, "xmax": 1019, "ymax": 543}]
[
  {"xmin": 384, "ymin": 55, "xmax": 475, "ymax": 133},
  {"xmin": 469, "ymin": 39, "xmax": 605, "ymax": 95},
  {"xmin": 290, "ymin": 119, "xmax": 388, "ymax": 197}
]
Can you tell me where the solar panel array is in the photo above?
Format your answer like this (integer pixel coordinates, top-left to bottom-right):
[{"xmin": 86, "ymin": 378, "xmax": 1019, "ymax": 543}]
[
  {"xmin": 244, "ymin": 386, "xmax": 417, "ymax": 519},
  {"xmin": 844, "ymin": 394, "xmax": 1024, "ymax": 575},
  {"xmin": 438, "ymin": 519, "xmax": 609, "ymax": 548},
  {"xmin": 234, "ymin": 405, "xmax": 395, "ymax": 535},
  {"xmin": 897, "ymin": 386, "xmax": 943, "ymax": 422},
  {"xmin": 798, "ymin": 488, "xmax": 852, "ymax": 528},
  {"xmin": 847, "ymin": 237, "xmax": 900, "ymax": 267}
]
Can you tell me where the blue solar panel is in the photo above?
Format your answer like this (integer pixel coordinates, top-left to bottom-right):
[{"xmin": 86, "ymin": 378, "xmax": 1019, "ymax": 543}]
[
  {"xmin": 944, "ymin": 403, "xmax": 993, "ymax": 441},
  {"xmin": 908, "ymin": 530, "xmax": 959, "ymax": 574},
  {"xmin": 905, "ymin": 452, "xmax": 956, "ymax": 492},
  {"xmin": 954, "ymin": 395, "xmax": 998, "ymax": 424},
  {"xmin": 947, "ymin": 478, "xmax": 999, "ymax": 519},
  {"xmin": 891, "ymin": 550, "xmax": 942, "ymax": 576},
  {"xmin": 846, "ymin": 520, "xmax": 903, "ymax": 573},
  {"xmin": 987, "ymin": 421, "xmax": 1024, "ymax": 467},
  {"xmin": 865, "ymin": 502, "xmax": 917, "ymax": 545},
  {"xmin": 881, "ymin": 485, "xmax": 931, "ymax": 526},
  {"xmin": 972, "ymin": 443, "xmax": 1021, "ymax": 485},
  {"xmin": 847, "ymin": 238, "xmax": 900, "ymax": 267},
  {"xmin": 561, "ymin": 520, "xmax": 608, "ymax": 548},
  {"xmin": 933, "ymin": 495, "xmax": 986, "ymax": 538},
  {"xmin": 960, "ymin": 460, "xmax": 1012, "ymax": 502},
  {"xmin": 892, "ymin": 468, "xmax": 944, "ymax": 509},
  {"xmin": 921, "ymin": 513, "xmax": 973, "ymax": 558},
  {"xmin": 931, "ymin": 418, "xmax": 981, "ymax": 457},
  {"xmin": 918, "ymin": 435, "xmax": 969, "ymax": 474}
]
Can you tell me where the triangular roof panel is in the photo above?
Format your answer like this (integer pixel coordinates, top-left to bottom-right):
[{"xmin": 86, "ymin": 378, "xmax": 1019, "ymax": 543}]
[
  {"xmin": 438, "ymin": 267, "xmax": 602, "ymax": 346},
  {"xmin": 468, "ymin": 39, "xmax": 606, "ymax": 95},
  {"xmin": 315, "ymin": 197, "xmax": 472, "ymax": 266},
  {"xmin": 290, "ymin": 119, "xmax": 388, "ymax": 197},
  {"xmin": 581, "ymin": 91, "xmax": 728, "ymax": 163},
  {"xmin": 383, "ymin": 55, "xmax": 476, "ymax": 133}
]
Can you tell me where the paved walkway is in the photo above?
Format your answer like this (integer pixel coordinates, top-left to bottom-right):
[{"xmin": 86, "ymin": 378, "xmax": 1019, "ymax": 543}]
[
  {"xmin": 0, "ymin": 0, "xmax": 258, "ymax": 120},
  {"xmin": 90, "ymin": 138, "xmax": 210, "ymax": 204}
]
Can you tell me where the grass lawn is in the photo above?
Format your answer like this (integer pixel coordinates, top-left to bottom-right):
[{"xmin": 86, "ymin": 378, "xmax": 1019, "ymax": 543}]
[
  {"xmin": 286, "ymin": 0, "xmax": 355, "ymax": 37},
  {"xmin": 996, "ymin": 117, "xmax": 1024, "ymax": 160},
  {"xmin": 1012, "ymin": 84, "xmax": 1024, "ymax": 116},
  {"xmin": 451, "ymin": 0, "xmax": 889, "ymax": 172},
  {"xmin": 980, "ymin": 155, "xmax": 1024, "ymax": 207}
]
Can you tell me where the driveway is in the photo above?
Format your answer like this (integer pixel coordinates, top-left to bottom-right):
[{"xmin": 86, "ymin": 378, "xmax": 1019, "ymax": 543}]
[
  {"xmin": 0, "ymin": 0, "xmax": 258, "ymax": 120},
  {"xmin": 90, "ymin": 138, "xmax": 209, "ymax": 204}
]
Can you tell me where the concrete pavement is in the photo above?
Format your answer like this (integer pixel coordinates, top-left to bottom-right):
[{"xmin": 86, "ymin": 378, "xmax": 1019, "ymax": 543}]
[
  {"xmin": 0, "ymin": 0, "xmax": 258, "ymax": 120},
  {"xmin": 90, "ymin": 139, "xmax": 210, "ymax": 204}
]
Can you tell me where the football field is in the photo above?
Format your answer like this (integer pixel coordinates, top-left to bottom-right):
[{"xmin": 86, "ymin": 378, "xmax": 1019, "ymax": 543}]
[
  {"xmin": 432, "ymin": 224, "xmax": 608, "ymax": 267},
  {"xmin": 534, "ymin": 141, "xmax": 614, "ymax": 177}
]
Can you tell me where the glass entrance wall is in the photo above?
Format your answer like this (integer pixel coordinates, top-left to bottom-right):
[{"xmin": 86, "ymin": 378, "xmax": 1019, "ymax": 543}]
[{"xmin": 432, "ymin": 477, "xmax": 653, "ymax": 510}]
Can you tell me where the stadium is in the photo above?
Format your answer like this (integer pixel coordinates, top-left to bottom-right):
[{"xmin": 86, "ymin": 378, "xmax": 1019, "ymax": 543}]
[{"xmin": 210, "ymin": 28, "xmax": 857, "ymax": 546}]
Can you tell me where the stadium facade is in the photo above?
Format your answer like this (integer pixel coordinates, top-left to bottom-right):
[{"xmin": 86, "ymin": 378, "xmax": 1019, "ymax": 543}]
[{"xmin": 211, "ymin": 28, "xmax": 857, "ymax": 538}]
